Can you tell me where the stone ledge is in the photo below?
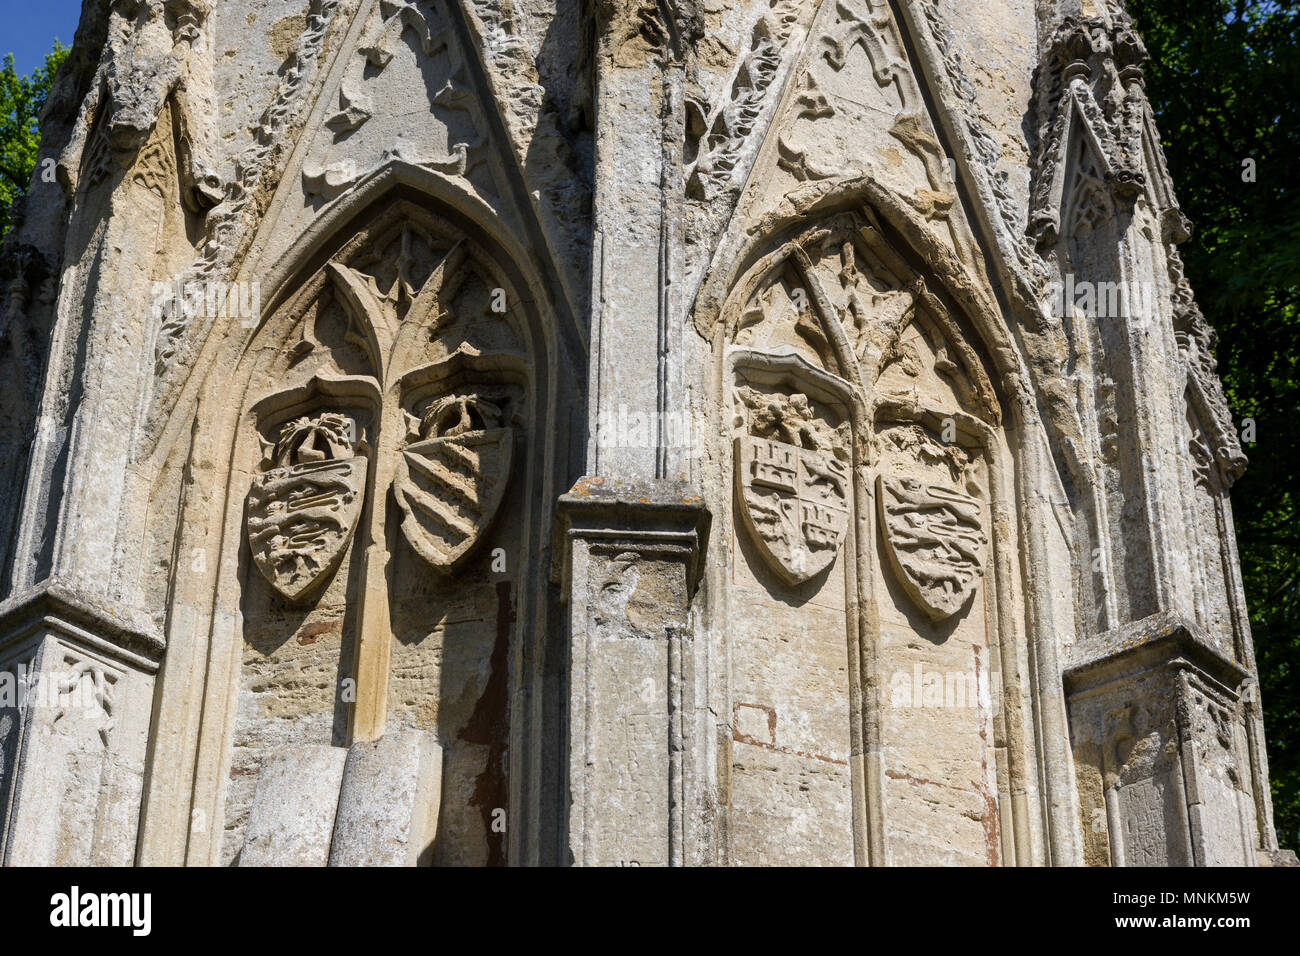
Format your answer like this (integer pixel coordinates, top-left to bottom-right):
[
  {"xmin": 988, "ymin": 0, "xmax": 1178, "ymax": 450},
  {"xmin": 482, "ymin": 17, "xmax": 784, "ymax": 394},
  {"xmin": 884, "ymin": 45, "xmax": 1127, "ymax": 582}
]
[
  {"xmin": 1257, "ymin": 848, "xmax": 1300, "ymax": 866},
  {"xmin": 0, "ymin": 578, "xmax": 165, "ymax": 668},
  {"xmin": 1063, "ymin": 609, "xmax": 1249, "ymax": 698},
  {"xmin": 555, "ymin": 475, "xmax": 712, "ymax": 594}
]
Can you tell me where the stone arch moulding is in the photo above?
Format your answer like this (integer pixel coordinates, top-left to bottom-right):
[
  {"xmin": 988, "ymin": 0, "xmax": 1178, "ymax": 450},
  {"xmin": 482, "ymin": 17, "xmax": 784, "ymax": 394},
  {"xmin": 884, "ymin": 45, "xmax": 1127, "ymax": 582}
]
[
  {"xmin": 697, "ymin": 181, "xmax": 1078, "ymax": 867},
  {"xmin": 142, "ymin": 159, "xmax": 585, "ymax": 463},
  {"xmin": 137, "ymin": 176, "xmax": 574, "ymax": 867},
  {"xmin": 255, "ymin": 161, "xmax": 578, "ymax": 363}
]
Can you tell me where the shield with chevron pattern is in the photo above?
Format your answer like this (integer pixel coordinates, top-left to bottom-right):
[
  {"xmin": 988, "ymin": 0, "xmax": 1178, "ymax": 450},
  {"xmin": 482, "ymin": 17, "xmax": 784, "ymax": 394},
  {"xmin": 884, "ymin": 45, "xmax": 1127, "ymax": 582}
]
[{"xmin": 394, "ymin": 398, "xmax": 514, "ymax": 571}]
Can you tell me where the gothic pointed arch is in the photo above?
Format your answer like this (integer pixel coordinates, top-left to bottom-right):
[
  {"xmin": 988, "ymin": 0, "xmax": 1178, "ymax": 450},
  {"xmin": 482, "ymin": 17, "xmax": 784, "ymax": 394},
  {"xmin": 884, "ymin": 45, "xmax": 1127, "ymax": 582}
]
[
  {"xmin": 696, "ymin": 180, "xmax": 1043, "ymax": 867},
  {"xmin": 140, "ymin": 172, "xmax": 573, "ymax": 866}
]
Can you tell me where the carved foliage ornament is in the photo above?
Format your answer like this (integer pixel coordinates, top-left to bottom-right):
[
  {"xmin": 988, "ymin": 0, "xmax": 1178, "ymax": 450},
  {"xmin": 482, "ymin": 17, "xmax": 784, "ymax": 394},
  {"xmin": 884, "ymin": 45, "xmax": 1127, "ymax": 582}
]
[{"xmin": 304, "ymin": 0, "xmax": 487, "ymax": 202}]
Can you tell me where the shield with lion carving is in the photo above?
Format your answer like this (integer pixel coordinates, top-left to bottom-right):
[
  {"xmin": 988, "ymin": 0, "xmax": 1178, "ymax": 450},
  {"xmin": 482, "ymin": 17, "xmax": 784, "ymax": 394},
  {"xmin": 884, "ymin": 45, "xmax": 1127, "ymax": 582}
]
[
  {"xmin": 246, "ymin": 412, "xmax": 368, "ymax": 602},
  {"xmin": 877, "ymin": 475, "xmax": 987, "ymax": 621},
  {"xmin": 247, "ymin": 456, "xmax": 368, "ymax": 602}
]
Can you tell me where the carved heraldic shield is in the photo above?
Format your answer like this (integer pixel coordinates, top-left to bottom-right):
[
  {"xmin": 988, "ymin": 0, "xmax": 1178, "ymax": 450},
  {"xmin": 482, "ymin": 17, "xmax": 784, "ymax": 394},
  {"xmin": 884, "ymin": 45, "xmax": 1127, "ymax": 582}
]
[
  {"xmin": 736, "ymin": 433, "xmax": 850, "ymax": 585},
  {"xmin": 877, "ymin": 475, "xmax": 987, "ymax": 621},
  {"xmin": 246, "ymin": 413, "xmax": 368, "ymax": 602},
  {"xmin": 395, "ymin": 394, "xmax": 514, "ymax": 571}
]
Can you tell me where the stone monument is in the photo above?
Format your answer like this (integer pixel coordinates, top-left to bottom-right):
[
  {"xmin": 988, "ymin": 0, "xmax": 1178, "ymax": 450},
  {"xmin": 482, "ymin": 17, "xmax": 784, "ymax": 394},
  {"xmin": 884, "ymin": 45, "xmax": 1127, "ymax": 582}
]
[{"xmin": 0, "ymin": 0, "xmax": 1287, "ymax": 866}]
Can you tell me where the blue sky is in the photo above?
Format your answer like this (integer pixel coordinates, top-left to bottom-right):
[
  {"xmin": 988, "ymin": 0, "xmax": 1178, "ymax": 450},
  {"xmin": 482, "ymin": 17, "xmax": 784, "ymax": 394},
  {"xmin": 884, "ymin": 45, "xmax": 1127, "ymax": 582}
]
[{"xmin": 1, "ymin": 0, "xmax": 83, "ymax": 76}]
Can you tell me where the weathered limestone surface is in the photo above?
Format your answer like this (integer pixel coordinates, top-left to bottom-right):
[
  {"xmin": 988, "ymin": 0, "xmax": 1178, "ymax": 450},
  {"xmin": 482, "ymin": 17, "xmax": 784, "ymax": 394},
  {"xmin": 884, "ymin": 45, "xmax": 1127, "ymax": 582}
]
[
  {"xmin": 329, "ymin": 730, "xmax": 444, "ymax": 866},
  {"xmin": 238, "ymin": 745, "xmax": 347, "ymax": 866},
  {"xmin": 0, "ymin": 0, "xmax": 1287, "ymax": 866}
]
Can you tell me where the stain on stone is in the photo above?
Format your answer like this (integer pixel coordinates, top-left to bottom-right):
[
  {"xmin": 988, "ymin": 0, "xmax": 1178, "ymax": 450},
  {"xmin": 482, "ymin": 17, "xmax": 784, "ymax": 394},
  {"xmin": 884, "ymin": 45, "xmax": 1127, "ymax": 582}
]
[
  {"xmin": 885, "ymin": 767, "xmax": 957, "ymax": 790},
  {"xmin": 458, "ymin": 579, "xmax": 513, "ymax": 866},
  {"xmin": 972, "ymin": 645, "xmax": 1000, "ymax": 866},
  {"xmin": 269, "ymin": 9, "xmax": 308, "ymax": 64},
  {"xmin": 974, "ymin": 776, "xmax": 1000, "ymax": 867},
  {"xmin": 295, "ymin": 620, "xmax": 335, "ymax": 645}
]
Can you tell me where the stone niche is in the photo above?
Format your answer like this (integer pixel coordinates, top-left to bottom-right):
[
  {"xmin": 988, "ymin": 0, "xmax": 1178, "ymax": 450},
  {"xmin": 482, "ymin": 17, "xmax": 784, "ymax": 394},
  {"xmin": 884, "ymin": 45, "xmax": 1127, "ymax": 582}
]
[
  {"xmin": 175, "ymin": 196, "xmax": 548, "ymax": 867},
  {"xmin": 708, "ymin": 212, "xmax": 1030, "ymax": 867}
]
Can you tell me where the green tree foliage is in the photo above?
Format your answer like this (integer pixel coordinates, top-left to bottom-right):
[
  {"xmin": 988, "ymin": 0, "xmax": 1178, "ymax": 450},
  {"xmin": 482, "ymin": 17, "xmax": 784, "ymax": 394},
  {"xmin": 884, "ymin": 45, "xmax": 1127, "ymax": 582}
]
[
  {"xmin": 1128, "ymin": 0, "xmax": 1300, "ymax": 848},
  {"xmin": 0, "ymin": 41, "xmax": 69, "ymax": 239}
]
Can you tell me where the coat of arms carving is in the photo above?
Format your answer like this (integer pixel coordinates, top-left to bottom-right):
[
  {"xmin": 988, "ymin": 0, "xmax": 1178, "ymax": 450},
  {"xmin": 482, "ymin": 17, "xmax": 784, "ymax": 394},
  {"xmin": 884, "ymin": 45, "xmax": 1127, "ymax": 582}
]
[
  {"xmin": 877, "ymin": 475, "xmax": 987, "ymax": 621},
  {"xmin": 246, "ymin": 412, "xmax": 368, "ymax": 602},
  {"xmin": 734, "ymin": 386, "xmax": 851, "ymax": 585},
  {"xmin": 395, "ymin": 393, "xmax": 514, "ymax": 572}
]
